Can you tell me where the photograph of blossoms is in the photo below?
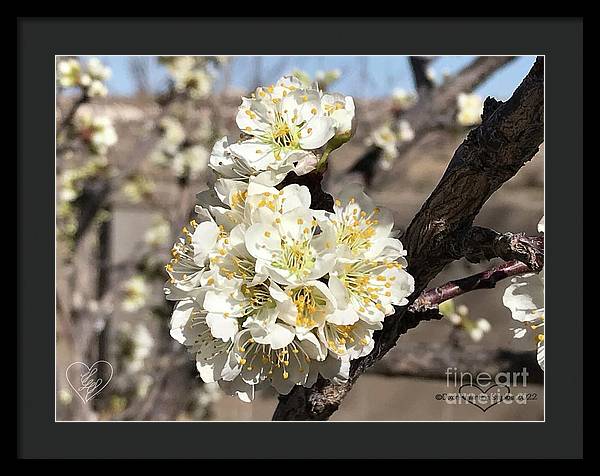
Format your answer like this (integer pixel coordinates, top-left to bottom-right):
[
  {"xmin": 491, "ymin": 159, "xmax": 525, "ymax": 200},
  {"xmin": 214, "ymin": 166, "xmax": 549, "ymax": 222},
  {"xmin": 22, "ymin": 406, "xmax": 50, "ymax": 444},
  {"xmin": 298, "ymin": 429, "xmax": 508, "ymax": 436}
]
[{"xmin": 55, "ymin": 55, "xmax": 544, "ymax": 421}]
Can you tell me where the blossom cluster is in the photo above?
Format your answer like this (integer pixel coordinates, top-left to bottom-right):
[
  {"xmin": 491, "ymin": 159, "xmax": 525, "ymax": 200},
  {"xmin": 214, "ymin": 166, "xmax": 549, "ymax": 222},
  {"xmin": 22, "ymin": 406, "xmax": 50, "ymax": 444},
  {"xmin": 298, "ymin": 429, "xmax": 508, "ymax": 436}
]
[
  {"xmin": 439, "ymin": 300, "xmax": 491, "ymax": 342},
  {"xmin": 166, "ymin": 76, "xmax": 414, "ymax": 401},
  {"xmin": 365, "ymin": 120, "xmax": 415, "ymax": 170},
  {"xmin": 150, "ymin": 116, "xmax": 210, "ymax": 180},
  {"xmin": 159, "ymin": 56, "xmax": 221, "ymax": 99},
  {"xmin": 209, "ymin": 75, "xmax": 355, "ymax": 187},
  {"xmin": 73, "ymin": 111, "xmax": 119, "ymax": 156},
  {"xmin": 57, "ymin": 57, "xmax": 112, "ymax": 98}
]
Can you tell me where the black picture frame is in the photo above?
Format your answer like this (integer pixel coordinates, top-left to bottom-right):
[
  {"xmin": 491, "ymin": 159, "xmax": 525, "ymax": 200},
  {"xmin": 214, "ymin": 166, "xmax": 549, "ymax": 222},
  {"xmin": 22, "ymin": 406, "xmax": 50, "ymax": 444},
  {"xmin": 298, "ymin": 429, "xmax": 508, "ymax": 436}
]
[{"xmin": 18, "ymin": 17, "xmax": 583, "ymax": 459}]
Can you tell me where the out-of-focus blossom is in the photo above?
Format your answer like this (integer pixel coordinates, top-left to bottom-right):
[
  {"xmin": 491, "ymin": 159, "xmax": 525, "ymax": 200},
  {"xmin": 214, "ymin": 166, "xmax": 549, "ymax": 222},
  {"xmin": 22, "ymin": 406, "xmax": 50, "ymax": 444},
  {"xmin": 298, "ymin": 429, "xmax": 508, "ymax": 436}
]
[
  {"xmin": 122, "ymin": 275, "xmax": 150, "ymax": 313},
  {"xmin": 57, "ymin": 57, "xmax": 111, "ymax": 97},
  {"xmin": 86, "ymin": 57, "xmax": 112, "ymax": 82},
  {"xmin": 136, "ymin": 374, "xmax": 154, "ymax": 398},
  {"xmin": 439, "ymin": 299, "xmax": 491, "ymax": 342},
  {"xmin": 144, "ymin": 217, "xmax": 171, "ymax": 248},
  {"xmin": 127, "ymin": 323, "xmax": 155, "ymax": 372},
  {"xmin": 58, "ymin": 388, "xmax": 73, "ymax": 405},
  {"xmin": 457, "ymin": 92, "xmax": 484, "ymax": 127},
  {"xmin": 74, "ymin": 112, "xmax": 118, "ymax": 155},
  {"xmin": 159, "ymin": 116, "xmax": 186, "ymax": 149},
  {"xmin": 391, "ymin": 88, "xmax": 418, "ymax": 110},
  {"xmin": 173, "ymin": 144, "xmax": 210, "ymax": 180},
  {"xmin": 58, "ymin": 157, "xmax": 109, "ymax": 205},
  {"xmin": 160, "ymin": 56, "xmax": 213, "ymax": 99},
  {"xmin": 87, "ymin": 80, "xmax": 109, "ymax": 98},
  {"xmin": 365, "ymin": 120, "xmax": 413, "ymax": 171},
  {"xmin": 426, "ymin": 66, "xmax": 436, "ymax": 83},
  {"xmin": 121, "ymin": 176, "xmax": 155, "ymax": 204},
  {"xmin": 397, "ymin": 120, "xmax": 415, "ymax": 143},
  {"xmin": 57, "ymin": 58, "xmax": 84, "ymax": 88}
]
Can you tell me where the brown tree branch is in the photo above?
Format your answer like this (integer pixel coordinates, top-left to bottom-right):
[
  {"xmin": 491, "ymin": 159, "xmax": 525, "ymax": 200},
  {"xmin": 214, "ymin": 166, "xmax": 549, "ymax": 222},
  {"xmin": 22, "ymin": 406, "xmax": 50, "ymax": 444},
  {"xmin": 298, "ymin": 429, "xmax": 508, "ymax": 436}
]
[
  {"xmin": 370, "ymin": 342, "xmax": 544, "ymax": 385},
  {"xmin": 409, "ymin": 56, "xmax": 435, "ymax": 94},
  {"xmin": 451, "ymin": 227, "xmax": 544, "ymax": 271},
  {"xmin": 273, "ymin": 56, "xmax": 544, "ymax": 421},
  {"xmin": 410, "ymin": 259, "xmax": 539, "ymax": 313},
  {"xmin": 350, "ymin": 56, "xmax": 516, "ymax": 186}
]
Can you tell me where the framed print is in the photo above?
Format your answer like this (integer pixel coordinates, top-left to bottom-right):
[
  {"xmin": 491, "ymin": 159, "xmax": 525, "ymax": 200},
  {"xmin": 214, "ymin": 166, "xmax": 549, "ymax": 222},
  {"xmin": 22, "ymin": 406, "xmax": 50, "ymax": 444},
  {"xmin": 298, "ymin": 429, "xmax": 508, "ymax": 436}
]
[{"xmin": 18, "ymin": 17, "xmax": 583, "ymax": 459}]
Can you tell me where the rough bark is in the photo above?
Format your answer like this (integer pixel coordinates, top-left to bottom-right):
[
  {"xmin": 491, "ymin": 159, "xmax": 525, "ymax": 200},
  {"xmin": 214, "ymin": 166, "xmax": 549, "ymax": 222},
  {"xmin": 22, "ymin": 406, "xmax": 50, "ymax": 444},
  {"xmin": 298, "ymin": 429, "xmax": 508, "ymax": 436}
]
[
  {"xmin": 272, "ymin": 56, "xmax": 544, "ymax": 421},
  {"xmin": 451, "ymin": 227, "xmax": 544, "ymax": 271}
]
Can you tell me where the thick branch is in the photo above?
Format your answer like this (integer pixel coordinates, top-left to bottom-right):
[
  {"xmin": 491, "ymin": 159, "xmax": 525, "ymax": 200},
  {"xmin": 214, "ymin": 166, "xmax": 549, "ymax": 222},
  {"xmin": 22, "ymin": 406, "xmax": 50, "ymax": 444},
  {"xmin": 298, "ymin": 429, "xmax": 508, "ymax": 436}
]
[
  {"xmin": 350, "ymin": 56, "xmax": 516, "ymax": 184},
  {"xmin": 452, "ymin": 227, "xmax": 544, "ymax": 271},
  {"xmin": 370, "ymin": 342, "xmax": 543, "ymax": 385},
  {"xmin": 273, "ymin": 56, "xmax": 544, "ymax": 421}
]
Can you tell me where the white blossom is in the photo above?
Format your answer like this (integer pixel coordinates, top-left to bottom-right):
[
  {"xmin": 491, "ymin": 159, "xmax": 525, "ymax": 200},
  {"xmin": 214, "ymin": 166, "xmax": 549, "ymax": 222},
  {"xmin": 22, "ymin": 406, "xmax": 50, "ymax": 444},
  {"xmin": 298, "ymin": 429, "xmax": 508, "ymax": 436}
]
[
  {"xmin": 367, "ymin": 121, "xmax": 414, "ymax": 166},
  {"xmin": 86, "ymin": 57, "xmax": 112, "ymax": 82},
  {"xmin": 144, "ymin": 217, "xmax": 171, "ymax": 247},
  {"xmin": 172, "ymin": 145, "xmax": 210, "ymax": 180},
  {"xmin": 166, "ymin": 178, "xmax": 414, "ymax": 401},
  {"xmin": 365, "ymin": 124, "xmax": 398, "ymax": 166},
  {"xmin": 57, "ymin": 58, "xmax": 83, "ymax": 88},
  {"xmin": 122, "ymin": 275, "xmax": 150, "ymax": 312},
  {"xmin": 397, "ymin": 119, "xmax": 415, "ymax": 143},
  {"xmin": 159, "ymin": 116, "xmax": 186, "ymax": 149},
  {"xmin": 87, "ymin": 80, "xmax": 108, "ymax": 98},
  {"xmin": 208, "ymin": 76, "xmax": 354, "ymax": 186},
  {"xmin": 392, "ymin": 88, "xmax": 418, "ymax": 110},
  {"xmin": 439, "ymin": 300, "xmax": 492, "ymax": 342},
  {"xmin": 503, "ymin": 216, "xmax": 545, "ymax": 370},
  {"xmin": 161, "ymin": 56, "xmax": 213, "ymax": 99},
  {"xmin": 57, "ymin": 57, "xmax": 111, "ymax": 96},
  {"xmin": 74, "ymin": 112, "xmax": 118, "ymax": 155},
  {"xmin": 126, "ymin": 323, "xmax": 155, "ymax": 373},
  {"xmin": 457, "ymin": 92, "xmax": 484, "ymax": 127}
]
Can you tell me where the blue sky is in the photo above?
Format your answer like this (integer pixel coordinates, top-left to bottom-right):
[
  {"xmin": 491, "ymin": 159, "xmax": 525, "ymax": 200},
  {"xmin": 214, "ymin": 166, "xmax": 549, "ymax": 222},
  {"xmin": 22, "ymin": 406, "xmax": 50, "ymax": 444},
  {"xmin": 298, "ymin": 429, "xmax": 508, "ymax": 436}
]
[{"xmin": 81, "ymin": 55, "xmax": 536, "ymax": 101}]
